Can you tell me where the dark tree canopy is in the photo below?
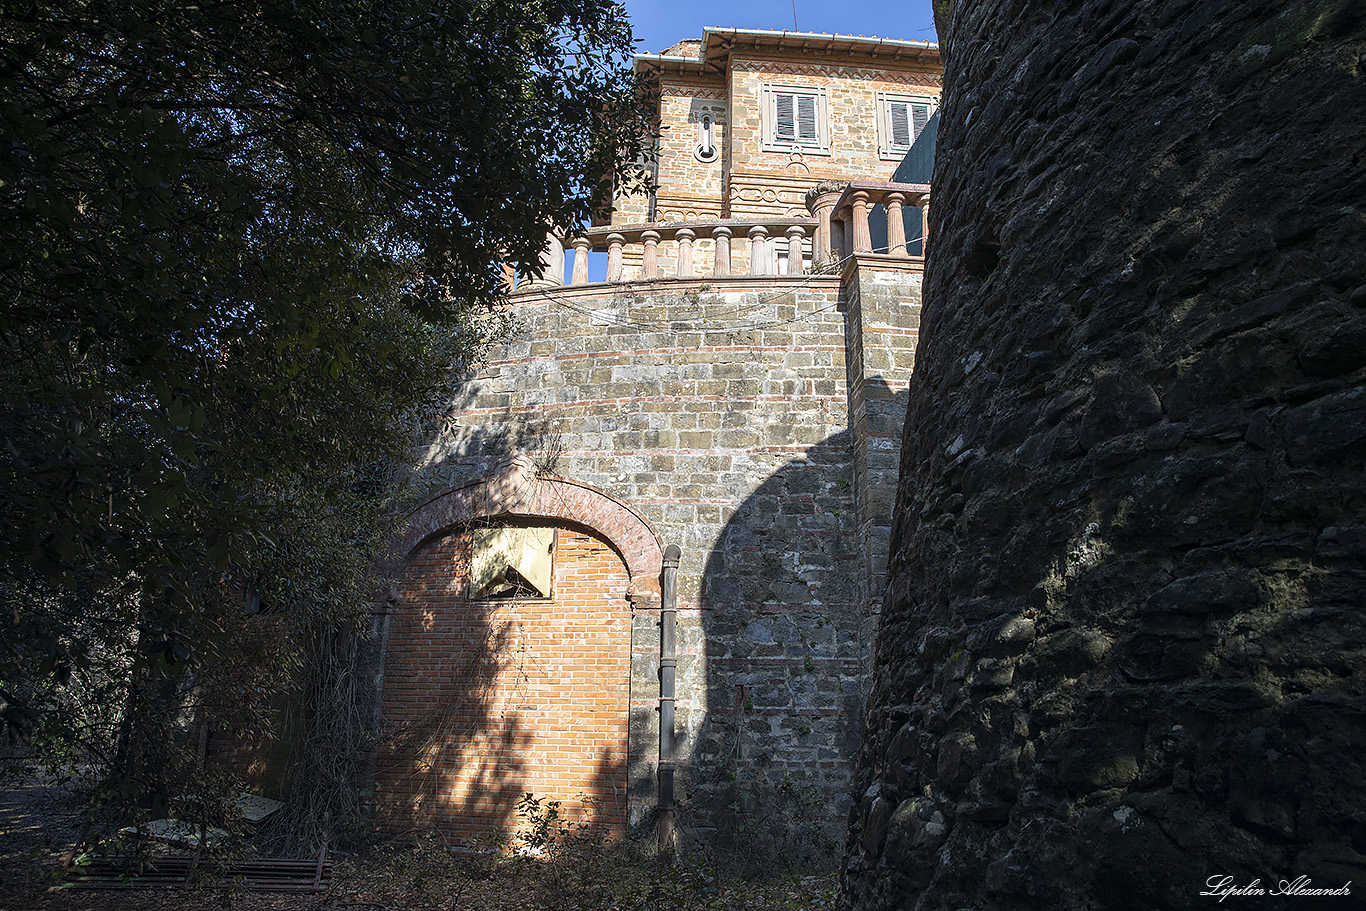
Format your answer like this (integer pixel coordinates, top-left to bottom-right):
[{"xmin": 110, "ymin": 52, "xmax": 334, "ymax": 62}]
[{"xmin": 0, "ymin": 0, "xmax": 649, "ymax": 834}]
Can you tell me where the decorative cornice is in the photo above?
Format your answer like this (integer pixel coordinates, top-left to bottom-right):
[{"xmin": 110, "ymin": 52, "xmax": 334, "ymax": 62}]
[
  {"xmin": 731, "ymin": 59, "xmax": 942, "ymax": 87},
  {"xmin": 661, "ymin": 84, "xmax": 728, "ymax": 101}
]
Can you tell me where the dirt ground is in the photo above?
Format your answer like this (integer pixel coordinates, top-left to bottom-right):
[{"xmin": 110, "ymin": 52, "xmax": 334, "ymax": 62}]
[{"xmin": 0, "ymin": 776, "xmax": 839, "ymax": 911}]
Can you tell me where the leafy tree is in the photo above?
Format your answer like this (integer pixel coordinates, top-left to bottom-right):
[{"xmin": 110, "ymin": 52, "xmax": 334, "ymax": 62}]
[{"xmin": 0, "ymin": 0, "xmax": 650, "ymax": 842}]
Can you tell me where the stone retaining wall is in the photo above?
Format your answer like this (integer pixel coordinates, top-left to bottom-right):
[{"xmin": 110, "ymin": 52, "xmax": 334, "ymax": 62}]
[{"xmin": 402, "ymin": 268, "xmax": 921, "ymax": 856}]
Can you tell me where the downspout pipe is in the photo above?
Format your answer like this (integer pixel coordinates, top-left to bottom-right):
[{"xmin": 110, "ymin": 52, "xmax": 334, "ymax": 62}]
[{"xmin": 658, "ymin": 543, "xmax": 681, "ymax": 858}]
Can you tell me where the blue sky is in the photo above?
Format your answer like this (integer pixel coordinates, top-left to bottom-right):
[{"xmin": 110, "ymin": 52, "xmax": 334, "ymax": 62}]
[{"xmin": 624, "ymin": 0, "xmax": 939, "ymax": 55}]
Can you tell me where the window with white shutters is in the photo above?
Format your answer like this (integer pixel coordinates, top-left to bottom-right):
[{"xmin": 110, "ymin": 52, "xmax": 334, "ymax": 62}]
[
  {"xmin": 761, "ymin": 85, "xmax": 829, "ymax": 154},
  {"xmin": 877, "ymin": 93, "xmax": 936, "ymax": 159}
]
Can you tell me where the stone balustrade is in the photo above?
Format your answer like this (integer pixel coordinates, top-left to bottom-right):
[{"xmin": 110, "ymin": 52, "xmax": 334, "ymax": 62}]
[
  {"xmin": 815, "ymin": 179, "xmax": 931, "ymax": 264},
  {"xmin": 510, "ymin": 180, "xmax": 930, "ymax": 291},
  {"xmin": 512, "ymin": 216, "xmax": 818, "ymax": 291}
]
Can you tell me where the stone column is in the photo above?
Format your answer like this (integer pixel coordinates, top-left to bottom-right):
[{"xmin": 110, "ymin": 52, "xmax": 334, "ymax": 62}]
[
  {"xmin": 885, "ymin": 191, "xmax": 907, "ymax": 256},
  {"xmin": 570, "ymin": 237, "xmax": 591, "ymax": 285},
  {"xmin": 831, "ymin": 217, "xmax": 847, "ymax": 262},
  {"xmin": 605, "ymin": 233, "xmax": 625, "ymax": 283},
  {"xmin": 786, "ymin": 224, "xmax": 807, "ymax": 275},
  {"xmin": 804, "ymin": 180, "xmax": 846, "ymax": 267},
  {"xmin": 675, "ymin": 228, "xmax": 695, "ymax": 278},
  {"xmin": 712, "ymin": 225, "xmax": 732, "ymax": 276},
  {"xmin": 523, "ymin": 229, "xmax": 564, "ymax": 288},
  {"xmin": 641, "ymin": 229, "xmax": 660, "ymax": 280},
  {"xmin": 920, "ymin": 193, "xmax": 931, "ymax": 258},
  {"xmin": 851, "ymin": 190, "xmax": 873, "ymax": 254},
  {"xmin": 748, "ymin": 225, "xmax": 769, "ymax": 275}
]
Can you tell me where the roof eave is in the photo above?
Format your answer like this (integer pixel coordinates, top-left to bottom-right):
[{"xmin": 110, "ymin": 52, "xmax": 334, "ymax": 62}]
[{"xmin": 699, "ymin": 26, "xmax": 939, "ymax": 63}]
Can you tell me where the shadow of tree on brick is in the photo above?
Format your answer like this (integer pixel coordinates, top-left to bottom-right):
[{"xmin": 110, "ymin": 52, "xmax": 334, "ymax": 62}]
[
  {"xmin": 374, "ymin": 519, "xmax": 634, "ymax": 848},
  {"xmin": 691, "ymin": 429, "xmax": 867, "ymax": 872},
  {"xmin": 373, "ymin": 556, "xmax": 534, "ymax": 843}
]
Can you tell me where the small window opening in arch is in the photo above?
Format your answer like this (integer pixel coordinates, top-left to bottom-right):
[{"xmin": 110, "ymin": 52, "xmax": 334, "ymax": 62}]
[{"xmin": 469, "ymin": 525, "xmax": 555, "ymax": 600}]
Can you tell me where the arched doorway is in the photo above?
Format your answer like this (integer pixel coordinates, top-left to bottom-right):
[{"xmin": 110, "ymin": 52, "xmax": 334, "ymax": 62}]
[{"xmin": 372, "ymin": 456, "xmax": 663, "ymax": 844}]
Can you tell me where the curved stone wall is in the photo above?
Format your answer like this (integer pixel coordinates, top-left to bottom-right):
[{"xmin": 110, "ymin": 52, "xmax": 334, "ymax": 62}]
[
  {"xmin": 846, "ymin": 2, "xmax": 1366, "ymax": 908},
  {"xmin": 405, "ymin": 267, "xmax": 922, "ymax": 854}
]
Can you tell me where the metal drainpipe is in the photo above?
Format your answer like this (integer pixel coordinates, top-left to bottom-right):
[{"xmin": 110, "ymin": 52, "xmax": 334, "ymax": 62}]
[{"xmin": 658, "ymin": 544, "xmax": 681, "ymax": 858}]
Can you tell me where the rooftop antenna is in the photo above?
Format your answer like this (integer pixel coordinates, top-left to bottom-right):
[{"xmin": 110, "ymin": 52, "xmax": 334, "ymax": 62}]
[{"xmin": 792, "ymin": 0, "xmax": 798, "ymax": 31}]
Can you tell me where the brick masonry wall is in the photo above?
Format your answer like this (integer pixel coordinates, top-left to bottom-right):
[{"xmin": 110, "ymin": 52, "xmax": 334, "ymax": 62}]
[
  {"xmin": 846, "ymin": 2, "xmax": 1366, "ymax": 908},
  {"xmin": 374, "ymin": 524, "xmax": 632, "ymax": 844},
  {"xmin": 654, "ymin": 74, "xmax": 728, "ymax": 223},
  {"xmin": 842, "ymin": 259, "xmax": 923, "ymax": 606},
  {"xmin": 391, "ymin": 34, "xmax": 938, "ymax": 859}
]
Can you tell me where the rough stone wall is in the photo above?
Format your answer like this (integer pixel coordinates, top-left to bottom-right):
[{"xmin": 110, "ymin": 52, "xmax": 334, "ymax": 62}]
[
  {"xmin": 842, "ymin": 260, "xmax": 922, "ymax": 610},
  {"xmin": 375, "ymin": 524, "xmax": 632, "ymax": 844},
  {"xmin": 845, "ymin": 2, "xmax": 1366, "ymax": 909}
]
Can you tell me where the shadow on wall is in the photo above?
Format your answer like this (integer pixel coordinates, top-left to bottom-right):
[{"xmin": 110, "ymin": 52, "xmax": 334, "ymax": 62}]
[
  {"xmin": 372, "ymin": 581, "xmax": 530, "ymax": 841},
  {"xmin": 415, "ymin": 403, "xmax": 567, "ymax": 499},
  {"xmin": 372, "ymin": 521, "xmax": 631, "ymax": 848},
  {"xmin": 684, "ymin": 430, "xmax": 871, "ymax": 871}
]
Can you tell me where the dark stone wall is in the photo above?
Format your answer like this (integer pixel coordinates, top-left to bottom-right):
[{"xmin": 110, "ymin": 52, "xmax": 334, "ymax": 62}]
[{"xmin": 846, "ymin": 2, "xmax": 1366, "ymax": 909}]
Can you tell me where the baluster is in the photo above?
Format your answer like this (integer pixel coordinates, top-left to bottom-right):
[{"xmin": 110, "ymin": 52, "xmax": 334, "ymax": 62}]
[
  {"xmin": 642, "ymin": 229, "xmax": 660, "ymax": 279},
  {"xmin": 748, "ymin": 225, "xmax": 769, "ymax": 275},
  {"xmin": 675, "ymin": 228, "xmax": 695, "ymax": 278},
  {"xmin": 712, "ymin": 225, "xmax": 732, "ymax": 276},
  {"xmin": 851, "ymin": 190, "xmax": 872, "ymax": 254},
  {"xmin": 920, "ymin": 194, "xmax": 931, "ymax": 258},
  {"xmin": 885, "ymin": 192, "xmax": 907, "ymax": 256},
  {"xmin": 785, "ymin": 224, "xmax": 806, "ymax": 275},
  {"xmin": 606, "ymin": 233, "xmax": 625, "ymax": 282},
  {"xmin": 571, "ymin": 237, "xmax": 591, "ymax": 285}
]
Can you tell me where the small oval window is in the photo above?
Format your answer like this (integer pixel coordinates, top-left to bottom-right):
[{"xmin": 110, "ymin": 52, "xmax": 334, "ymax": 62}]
[{"xmin": 695, "ymin": 113, "xmax": 717, "ymax": 162}]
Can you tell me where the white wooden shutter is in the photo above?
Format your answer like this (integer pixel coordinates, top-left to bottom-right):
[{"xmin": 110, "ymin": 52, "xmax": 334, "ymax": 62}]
[
  {"xmin": 775, "ymin": 93, "xmax": 795, "ymax": 141},
  {"xmin": 911, "ymin": 103, "xmax": 930, "ymax": 141},
  {"xmin": 796, "ymin": 94, "xmax": 818, "ymax": 142},
  {"xmin": 889, "ymin": 102, "xmax": 912, "ymax": 148}
]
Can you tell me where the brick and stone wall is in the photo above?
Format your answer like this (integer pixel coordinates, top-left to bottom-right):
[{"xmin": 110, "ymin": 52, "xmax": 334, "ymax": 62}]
[
  {"xmin": 725, "ymin": 53, "xmax": 941, "ymax": 219},
  {"xmin": 654, "ymin": 75, "xmax": 728, "ymax": 223},
  {"xmin": 397, "ymin": 266, "xmax": 920, "ymax": 856},
  {"xmin": 377, "ymin": 29, "xmax": 938, "ymax": 860},
  {"xmin": 845, "ymin": 2, "xmax": 1366, "ymax": 908}
]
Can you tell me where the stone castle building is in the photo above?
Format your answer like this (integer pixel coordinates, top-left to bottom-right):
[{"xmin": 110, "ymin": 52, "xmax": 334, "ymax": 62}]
[{"xmin": 369, "ymin": 28, "xmax": 942, "ymax": 853}]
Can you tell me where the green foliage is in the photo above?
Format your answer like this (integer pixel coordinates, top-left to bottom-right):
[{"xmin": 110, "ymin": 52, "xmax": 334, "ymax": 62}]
[{"xmin": 0, "ymin": 0, "xmax": 650, "ymax": 842}]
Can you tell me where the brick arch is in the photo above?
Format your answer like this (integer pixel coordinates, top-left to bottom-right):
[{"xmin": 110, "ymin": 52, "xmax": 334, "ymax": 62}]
[{"xmin": 392, "ymin": 454, "xmax": 664, "ymax": 602}]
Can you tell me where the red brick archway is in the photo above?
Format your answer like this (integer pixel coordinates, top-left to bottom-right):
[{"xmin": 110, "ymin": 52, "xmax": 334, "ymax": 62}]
[
  {"xmin": 373, "ymin": 456, "xmax": 662, "ymax": 843},
  {"xmin": 389, "ymin": 454, "xmax": 664, "ymax": 604}
]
